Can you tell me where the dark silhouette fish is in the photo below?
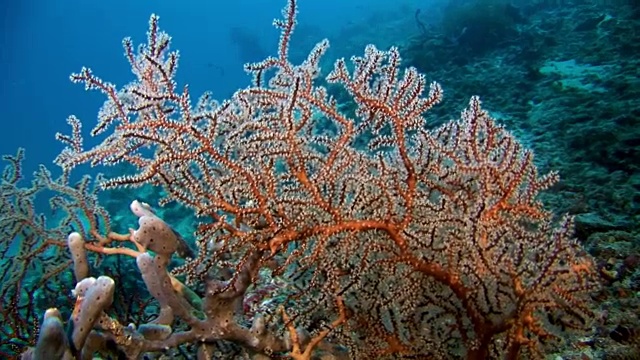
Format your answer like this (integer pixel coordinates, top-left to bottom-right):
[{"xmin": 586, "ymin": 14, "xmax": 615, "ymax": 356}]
[{"xmin": 229, "ymin": 27, "xmax": 269, "ymax": 64}]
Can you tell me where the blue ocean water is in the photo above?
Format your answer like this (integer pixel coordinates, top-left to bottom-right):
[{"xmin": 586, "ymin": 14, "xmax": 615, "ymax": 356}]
[
  {"xmin": 0, "ymin": 0, "xmax": 422, "ymax": 174},
  {"xmin": 1, "ymin": 0, "xmax": 639, "ymax": 358}
]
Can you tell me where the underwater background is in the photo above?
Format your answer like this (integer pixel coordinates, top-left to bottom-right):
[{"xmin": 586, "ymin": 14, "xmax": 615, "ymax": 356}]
[{"xmin": 1, "ymin": 0, "xmax": 639, "ymax": 358}]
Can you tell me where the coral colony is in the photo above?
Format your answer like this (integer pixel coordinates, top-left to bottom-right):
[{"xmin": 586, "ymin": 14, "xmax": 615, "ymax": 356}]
[{"xmin": 3, "ymin": 0, "xmax": 600, "ymax": 359}]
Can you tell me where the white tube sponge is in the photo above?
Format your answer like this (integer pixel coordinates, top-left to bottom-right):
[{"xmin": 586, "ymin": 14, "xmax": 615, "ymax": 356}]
[
  {"xmin": 67, "ymin": 232, "xmax": 89, "ymax": 282},
  {"xmin": 21, "ymin": 308, "xmax": 70, "ymax": 360},
  {"xmin": 130, "ymin": 201, "xmax": 179, "ymax": 256},
  {"xmin": 130, "ymin": 200, "xmax": 194, "ymax": 258},
  {"xmin": 69, "ymin": 276, "xmax": 115, "ymax": 352},
  {"xmin": 136, "ymin": 253, "xmax": 200, "ymax": 326}
]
